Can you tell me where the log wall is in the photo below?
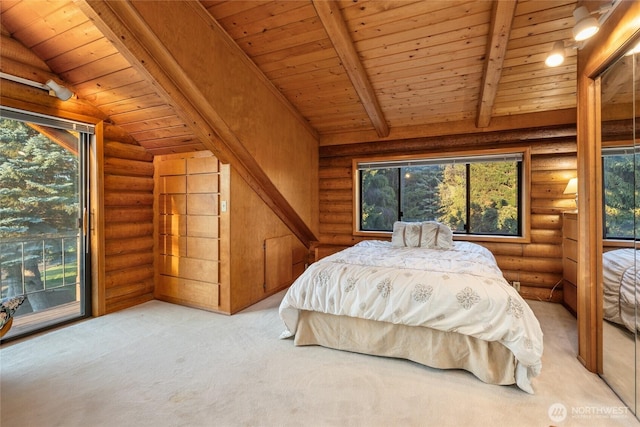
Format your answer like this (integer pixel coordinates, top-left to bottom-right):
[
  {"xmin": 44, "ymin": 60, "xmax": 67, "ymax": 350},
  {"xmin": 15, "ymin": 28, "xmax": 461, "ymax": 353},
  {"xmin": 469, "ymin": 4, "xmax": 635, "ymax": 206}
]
[
  {"xmin": 102, "ymin": 129, "xmax": 155, "ymax": 313},
  {"xmin": 318, "ymin": 129, "xmax": 578, "ymax": 303}
]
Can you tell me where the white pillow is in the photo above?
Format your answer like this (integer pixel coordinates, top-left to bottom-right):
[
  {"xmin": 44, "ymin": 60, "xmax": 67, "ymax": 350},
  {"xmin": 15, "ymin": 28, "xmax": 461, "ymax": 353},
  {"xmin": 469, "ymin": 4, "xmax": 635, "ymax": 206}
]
[
  {"xmin": 420, "ymin": 221, "xmax": 454, "ymax": 250},
  {"xmin": 391, "ymin": 221, "xmax": 422, "ymax": 247}
]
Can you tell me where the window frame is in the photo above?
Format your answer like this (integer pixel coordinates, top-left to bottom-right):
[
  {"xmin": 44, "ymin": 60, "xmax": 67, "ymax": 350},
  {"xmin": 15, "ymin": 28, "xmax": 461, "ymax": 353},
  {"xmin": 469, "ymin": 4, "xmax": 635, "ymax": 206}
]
[
  {"xmin": 601, "ymin": 143, "xmax": 635, "ymax": 242},
  {"xmin": 352, "ymin": 147, "xmax": 531, "ymax": 243},
  {"xmin": 0, "ymin": 105, "xmax": 95, "ymax": 339}
]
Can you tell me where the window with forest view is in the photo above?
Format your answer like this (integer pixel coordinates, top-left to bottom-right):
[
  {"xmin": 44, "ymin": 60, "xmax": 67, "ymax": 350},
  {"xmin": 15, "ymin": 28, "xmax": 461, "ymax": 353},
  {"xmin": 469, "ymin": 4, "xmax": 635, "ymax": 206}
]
[
  {"xmin": 602, "ymin": 147, "xmax": 637, "ymax": 239},
  {"xmin": 357, "ymin": 152, "xmax": 524, "ymax": 237}
]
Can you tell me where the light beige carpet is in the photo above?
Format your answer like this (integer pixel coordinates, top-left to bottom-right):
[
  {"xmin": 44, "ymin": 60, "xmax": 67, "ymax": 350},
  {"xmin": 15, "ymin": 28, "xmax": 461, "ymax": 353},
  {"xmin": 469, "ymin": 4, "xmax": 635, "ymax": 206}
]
[{"xmin": 1, "ymin": 291, "xmax": 638, "ymax": 427}]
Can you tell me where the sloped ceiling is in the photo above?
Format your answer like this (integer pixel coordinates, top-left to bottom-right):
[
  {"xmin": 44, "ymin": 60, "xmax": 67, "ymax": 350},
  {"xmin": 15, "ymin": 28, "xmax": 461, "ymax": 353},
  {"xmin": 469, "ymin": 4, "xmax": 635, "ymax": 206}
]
[{"xmin": 1, "ymin": 0, "xmax": 614, "ymax": 155}]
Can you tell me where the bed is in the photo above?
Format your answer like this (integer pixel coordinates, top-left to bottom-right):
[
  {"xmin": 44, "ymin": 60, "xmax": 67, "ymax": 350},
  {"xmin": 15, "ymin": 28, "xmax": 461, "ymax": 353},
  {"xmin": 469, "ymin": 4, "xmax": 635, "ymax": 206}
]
[
  {"xmin": 603, "ymin": 248, "xmax": 639, "ymax": 332},
  {"xmin": 279, "ymin": 221, "xmax": 544, "ymax": 394}
]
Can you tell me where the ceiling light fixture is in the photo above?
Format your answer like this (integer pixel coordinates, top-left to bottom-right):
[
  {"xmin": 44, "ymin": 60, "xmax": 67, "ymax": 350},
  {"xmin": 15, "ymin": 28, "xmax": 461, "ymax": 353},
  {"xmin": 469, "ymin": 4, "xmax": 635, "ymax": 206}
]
[
  {"xmin": 572, "ymin": 1, "xmax": 619, "ymax": 42},
  {"xmin": 44, "ymin": 79, "xmax": 74, "ymax": 101},
  {"xmin": 545, "ymin": 41, "xmax": 566, "ymax": 67},
  {"xmin": 0, "ymin": 72, "xmax": 74, "ymax": 101},
  {"xmin": 572, "ymin": 6, "xmax": 600, "ymax": 41},
  {"xmin": 544, "ymin": 1, "xmax": 619, "ymax": 68}
]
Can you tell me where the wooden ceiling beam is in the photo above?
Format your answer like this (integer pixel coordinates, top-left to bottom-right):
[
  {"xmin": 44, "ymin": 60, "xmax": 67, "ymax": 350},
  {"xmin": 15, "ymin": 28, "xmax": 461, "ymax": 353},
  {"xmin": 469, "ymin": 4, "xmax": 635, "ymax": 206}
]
[
  {"xmin": 476, "ymin": 0, "xmax": 517, "ymax": 128},
  {"xmin": 27, "ymin": 124, "xmax": 79, "ymax": 155},
  {"xmin": 319, "ymin": 108, "xmax": 576, "ymax": 146},
  {"xmin": 320, "ymin": 125, "xmax": 577, "ymax": 159},
  {"xmin": 312, "ymin": 0, "xmax": 389, "ymax": 138}
]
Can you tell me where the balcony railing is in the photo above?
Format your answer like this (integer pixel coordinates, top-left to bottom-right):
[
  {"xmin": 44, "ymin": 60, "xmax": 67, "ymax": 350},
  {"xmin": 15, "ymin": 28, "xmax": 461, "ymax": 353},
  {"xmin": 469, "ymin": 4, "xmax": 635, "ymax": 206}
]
[{"xmin": 0, "ymin": 232, "xmax": 81, "ymax": 320}]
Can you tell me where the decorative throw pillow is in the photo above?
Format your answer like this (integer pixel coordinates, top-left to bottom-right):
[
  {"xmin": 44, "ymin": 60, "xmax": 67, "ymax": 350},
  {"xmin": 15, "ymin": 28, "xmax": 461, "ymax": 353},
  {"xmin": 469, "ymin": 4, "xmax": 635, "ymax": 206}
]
[
  {"xmin": 391, "ymin": 221, "xmax": 422, "ymax": 247},
  {"xmin": 420, "ymin": 221, "xmax": 454, "ymax": 250},
  {"xmin": 0, "ymin": 295, "xmax": 26, "ymax": 329}
]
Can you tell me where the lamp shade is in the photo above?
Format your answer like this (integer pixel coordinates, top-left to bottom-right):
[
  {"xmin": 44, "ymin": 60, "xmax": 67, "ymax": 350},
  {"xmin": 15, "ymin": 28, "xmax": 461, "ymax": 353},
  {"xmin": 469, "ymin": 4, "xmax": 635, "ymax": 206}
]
[
  {"xmin": 572, "ymin": 6, "xmax": 599, "ymax": 41},
  {"xmin": 564, "ymin": 177, "xmax": 578, "ymax": 195}
]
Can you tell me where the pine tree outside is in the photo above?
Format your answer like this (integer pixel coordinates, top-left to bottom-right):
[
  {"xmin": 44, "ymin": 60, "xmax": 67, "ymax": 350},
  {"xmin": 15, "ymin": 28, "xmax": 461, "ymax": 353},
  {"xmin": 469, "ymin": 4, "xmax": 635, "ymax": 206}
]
[
  {"xmin": 0, "ymin": 117, "xmax": 82, "ymax": 325},
  {"xmin": 602, "ymin": 151, "xmax": 636, "ymax": 239},
  {"xmin": 359, "ymin": 158, "xmax": 520, "ymax": 236}
]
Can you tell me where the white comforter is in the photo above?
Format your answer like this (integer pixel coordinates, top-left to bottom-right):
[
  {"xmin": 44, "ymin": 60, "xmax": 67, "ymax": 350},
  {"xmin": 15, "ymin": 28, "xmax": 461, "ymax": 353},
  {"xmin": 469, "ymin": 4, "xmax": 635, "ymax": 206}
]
[
  {"xmin": 603, "ymin": 248, "xmax": 639, "ymax": 332},
  {"xmin": 279, "ymin": 240, "xmax": 543, "ymax": 393}
]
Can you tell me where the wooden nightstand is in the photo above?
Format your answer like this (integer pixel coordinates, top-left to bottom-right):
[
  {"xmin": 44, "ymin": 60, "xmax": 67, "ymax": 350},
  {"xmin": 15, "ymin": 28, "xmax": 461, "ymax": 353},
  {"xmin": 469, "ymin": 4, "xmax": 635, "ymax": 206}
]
[{"xmin": 562, "ymin": 211, "xmax": 578, "ymax": 316}]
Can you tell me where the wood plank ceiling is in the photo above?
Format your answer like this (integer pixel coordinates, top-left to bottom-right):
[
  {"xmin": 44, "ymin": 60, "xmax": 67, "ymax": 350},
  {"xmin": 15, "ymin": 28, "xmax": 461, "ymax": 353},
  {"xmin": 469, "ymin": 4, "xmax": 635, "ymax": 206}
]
[{"xmin": 0, "ymin": 0, "xmax": 612, "ymax": 155}]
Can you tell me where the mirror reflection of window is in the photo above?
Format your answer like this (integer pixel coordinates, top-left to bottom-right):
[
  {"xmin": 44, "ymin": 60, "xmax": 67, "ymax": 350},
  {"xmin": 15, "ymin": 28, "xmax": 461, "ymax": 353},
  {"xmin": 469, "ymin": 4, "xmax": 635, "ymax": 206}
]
[{"xmin": 602, "ymin": 147, "xmax": 635, "ymax": 239}]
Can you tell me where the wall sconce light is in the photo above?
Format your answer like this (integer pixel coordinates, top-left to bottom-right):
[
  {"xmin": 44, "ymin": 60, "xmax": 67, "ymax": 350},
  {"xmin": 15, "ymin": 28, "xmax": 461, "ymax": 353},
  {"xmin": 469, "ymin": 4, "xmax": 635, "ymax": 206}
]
[
  {"xmin": 545, "ymin": 41, "xmax": 566, "ymax": 67},
  {"xmin": 564, "ymin": 177, "xmax": 578, "ymax": 208},
  {"xmin": 0, "ymin": 72, "xmax": 74, "ymax": 101}
]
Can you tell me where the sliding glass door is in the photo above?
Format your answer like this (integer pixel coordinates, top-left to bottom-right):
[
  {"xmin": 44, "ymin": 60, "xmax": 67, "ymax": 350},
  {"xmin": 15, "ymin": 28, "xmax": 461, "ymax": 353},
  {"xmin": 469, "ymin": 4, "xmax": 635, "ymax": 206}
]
[{"xmin": 0, "ymin": 107, "xmax": 92, "ymax": 339}]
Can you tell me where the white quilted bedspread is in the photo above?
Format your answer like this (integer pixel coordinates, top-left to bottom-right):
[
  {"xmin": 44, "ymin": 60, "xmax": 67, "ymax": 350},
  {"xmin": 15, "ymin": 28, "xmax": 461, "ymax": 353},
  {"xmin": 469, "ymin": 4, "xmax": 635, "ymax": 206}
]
[{"xmin": 279, "ymin": 240, "xmax": 543, "ymax": 393}]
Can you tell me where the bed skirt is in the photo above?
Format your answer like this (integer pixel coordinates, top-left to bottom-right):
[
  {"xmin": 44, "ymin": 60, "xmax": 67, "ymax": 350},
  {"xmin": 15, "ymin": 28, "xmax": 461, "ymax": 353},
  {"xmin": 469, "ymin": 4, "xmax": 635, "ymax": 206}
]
[{"xmin": 294, "ymin": 310, "xmax": 517, "ymax": 387}]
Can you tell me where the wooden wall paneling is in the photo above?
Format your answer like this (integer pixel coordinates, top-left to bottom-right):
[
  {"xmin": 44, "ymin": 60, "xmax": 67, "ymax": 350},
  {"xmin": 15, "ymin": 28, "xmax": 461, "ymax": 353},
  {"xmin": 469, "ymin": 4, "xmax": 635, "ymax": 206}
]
[
  {"xmin": 318, "ymin": 132, "xmax": 577, "ymax": 304},
  {"xmin": 104, "ymin": 140, "xmax": 153, "ymax": 161},
  {"xmin": 228, "ymin": 165, "xmax": 308, "ymax": 314},
  {"xmin": 188, "ymin": 174, "xmax": 219, "ymax": 193},
  {"xmin": 104, "ymin": 156, "xmax": 155, "ymax": 177},
  {"xmin": 154, "ymin": 151, "xmax": 222, "ymax": 312},
  {"xmin": 219, "ymin": 163, "xmax": 231, "ymax": 314},
  {"xmin": 104, "ymin": 174, "xmax": 154, "ymax": 192},
  {"xmin": 156, "ymin": 153, "xmax": 300, "ymax": 315},
  {"xmin": 105, "ymin": 222, "xmax": 154, "ymax": 240},
  {"xmin": 155, "ymin": 275, "xmax": 219, "ymax": 310},
  {"xmin": 80, "ymin": 1, "xmax": 319, "ymax": 249},
  {"xmin": 102, "ymin": 130, "xmax": 155, "ymax": 313},
  {"xmin": 104, "ymin": 192, "xmax": 154, "ymax": 208},
  {"xmin": 105, "ymin": 236, "xmax": 154, "ymax": 257},
  {"xmin": 158, "ymin": 256, "xmax": 218, "ymax": 284},
  {"xmin": 264, "ymin": 235, "xmax": 293, "ymax": 293},
  {"xmin": 186, "ymin": 216, "xmax": 218, "ymax": 238},
  {"xmin": 292, "ymin": 243, "xmax": 308, "ymax": 278},
  {"xmin": 105, "ymin": 250, "xmax": 153, "ymax": 271}
]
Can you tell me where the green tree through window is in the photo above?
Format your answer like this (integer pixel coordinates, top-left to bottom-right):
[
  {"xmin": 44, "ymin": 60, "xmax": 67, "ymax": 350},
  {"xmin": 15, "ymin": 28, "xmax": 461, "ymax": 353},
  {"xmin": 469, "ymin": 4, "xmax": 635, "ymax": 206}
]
[
  {"xmin": 0, "ymin": 118, "xmax": 80, "ymax": 311},
  {"xmin": 359, "ymin": 154, "xmax": 522, "ymax": 236},
  {"xmin": 0, "ymin": 119, "xmax": 78, "ymax": 236},
  {"xmin": 602, "ymin": 150, "xmax": 635, "ymax": 239}
]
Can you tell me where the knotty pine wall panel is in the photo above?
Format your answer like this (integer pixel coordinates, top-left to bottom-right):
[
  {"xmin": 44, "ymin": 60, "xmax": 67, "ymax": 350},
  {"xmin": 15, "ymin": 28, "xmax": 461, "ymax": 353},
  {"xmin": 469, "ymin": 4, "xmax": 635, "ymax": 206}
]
[{"xmin": 318, "ymin": 132, "xmax": 577, "ymax": 303}]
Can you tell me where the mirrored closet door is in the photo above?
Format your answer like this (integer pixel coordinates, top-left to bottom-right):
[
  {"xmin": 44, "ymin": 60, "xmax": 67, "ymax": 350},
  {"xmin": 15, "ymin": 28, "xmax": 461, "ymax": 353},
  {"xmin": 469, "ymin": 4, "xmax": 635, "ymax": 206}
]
[{"xmin": 600, "ymin": 39, "xmax": 639, "ymax": 414}]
